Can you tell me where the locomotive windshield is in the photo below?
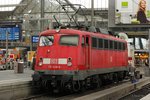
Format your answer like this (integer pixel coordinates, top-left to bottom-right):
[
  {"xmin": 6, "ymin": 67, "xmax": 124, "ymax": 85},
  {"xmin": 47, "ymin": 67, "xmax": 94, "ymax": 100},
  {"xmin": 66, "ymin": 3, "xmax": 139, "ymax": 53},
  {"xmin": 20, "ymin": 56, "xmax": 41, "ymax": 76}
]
[
  {"xmin": 39, "ymin": 36, "xmax": 54, "ymax": 46},
  {"xmin": 59, "ymin": 35, "xmax": 79, "ymax": 46}
]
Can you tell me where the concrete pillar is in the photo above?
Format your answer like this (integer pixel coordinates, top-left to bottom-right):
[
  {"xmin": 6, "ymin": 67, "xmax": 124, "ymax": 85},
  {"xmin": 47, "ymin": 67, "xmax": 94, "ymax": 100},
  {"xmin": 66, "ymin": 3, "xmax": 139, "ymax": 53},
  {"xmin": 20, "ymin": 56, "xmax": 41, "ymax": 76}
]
[
  {"xmin": 40, "ymin": 0, "xmax": 45, "ymax": 31},
  {"xmin": 5, "ymin": 31, "xmax": 9, "ymax": 69},
  {"xmin": 146, "ymin": 29, "xmax": 150, "ymax": 76}
]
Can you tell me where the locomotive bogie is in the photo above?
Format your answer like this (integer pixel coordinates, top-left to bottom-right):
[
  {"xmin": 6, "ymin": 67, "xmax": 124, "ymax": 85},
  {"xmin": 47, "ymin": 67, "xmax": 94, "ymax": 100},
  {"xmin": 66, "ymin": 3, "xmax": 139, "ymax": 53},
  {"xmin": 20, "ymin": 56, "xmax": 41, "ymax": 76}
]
[{"xmin": 32, "ymin": 70, "xmax": 128, "ymax": 92}]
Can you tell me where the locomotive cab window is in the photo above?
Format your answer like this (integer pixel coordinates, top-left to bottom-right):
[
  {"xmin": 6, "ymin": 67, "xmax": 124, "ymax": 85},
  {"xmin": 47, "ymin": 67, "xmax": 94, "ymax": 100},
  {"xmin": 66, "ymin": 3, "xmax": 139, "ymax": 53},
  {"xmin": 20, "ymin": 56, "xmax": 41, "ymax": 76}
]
[
  {"xmin": 39, "ymin": 36, "xmax": 54, "ymax": 46},
  {"xmin": 86, "ymin": 37, "xmax": 89, "ymax": 46},
  {"xmin": 60, "ymin": 35, "xmax": 79, "ymax": 46},
  {"xmin": 82, "ymin": 36, "xmax": 89, "ymax": 46},
  {"xmin": 92, "ymin": 37, "xmax": 97, "ymax": 48}
]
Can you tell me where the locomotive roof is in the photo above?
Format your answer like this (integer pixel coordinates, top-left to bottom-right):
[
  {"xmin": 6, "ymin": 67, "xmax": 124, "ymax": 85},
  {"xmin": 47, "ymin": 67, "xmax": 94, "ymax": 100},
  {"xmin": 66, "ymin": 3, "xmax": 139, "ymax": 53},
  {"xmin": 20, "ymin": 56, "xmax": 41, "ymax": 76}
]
[{"xmin": 40, "ymin": 29, "xmax": 126, "ymax": 43}]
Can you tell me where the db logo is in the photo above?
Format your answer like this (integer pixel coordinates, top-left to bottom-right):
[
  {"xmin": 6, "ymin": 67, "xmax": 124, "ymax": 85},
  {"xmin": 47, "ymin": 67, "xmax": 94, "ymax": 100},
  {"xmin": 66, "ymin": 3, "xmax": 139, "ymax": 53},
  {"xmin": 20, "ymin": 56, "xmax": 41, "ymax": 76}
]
[{"xmin": 50, "ymin": 59, "xmax": 58, "ymax": 64}]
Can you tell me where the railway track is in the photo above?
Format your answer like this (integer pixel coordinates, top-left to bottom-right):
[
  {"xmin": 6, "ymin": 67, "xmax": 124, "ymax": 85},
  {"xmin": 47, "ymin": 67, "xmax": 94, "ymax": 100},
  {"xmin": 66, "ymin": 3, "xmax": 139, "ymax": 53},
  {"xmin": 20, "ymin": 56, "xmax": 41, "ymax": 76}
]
[{"xmin": 120, "ymin": 83, "xmax": 150, "ymax": 100}]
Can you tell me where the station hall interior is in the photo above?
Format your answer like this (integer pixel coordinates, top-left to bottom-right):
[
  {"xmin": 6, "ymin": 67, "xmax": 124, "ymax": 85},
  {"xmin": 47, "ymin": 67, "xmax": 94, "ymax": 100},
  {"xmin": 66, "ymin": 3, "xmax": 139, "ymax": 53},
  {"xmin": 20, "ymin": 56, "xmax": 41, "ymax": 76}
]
[{"xmin": 0, "ymin": 0, "xmax": 150, "ymax": 100}]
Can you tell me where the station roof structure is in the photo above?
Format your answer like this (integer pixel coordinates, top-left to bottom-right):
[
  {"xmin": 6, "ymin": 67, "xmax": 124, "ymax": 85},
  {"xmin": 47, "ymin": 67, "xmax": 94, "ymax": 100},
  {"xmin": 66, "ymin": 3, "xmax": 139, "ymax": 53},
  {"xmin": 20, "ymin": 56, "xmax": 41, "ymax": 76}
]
[
  {"xmin": 0, "ymin": 0, "xmax": 22, "ymax": 11},
  {"xmin": 0, "ymin": 0, "xmax": 108, "ymax": 20},
  {"xmin": 0, "ymin": 0, "xmax": 147, "ymax": 36}
]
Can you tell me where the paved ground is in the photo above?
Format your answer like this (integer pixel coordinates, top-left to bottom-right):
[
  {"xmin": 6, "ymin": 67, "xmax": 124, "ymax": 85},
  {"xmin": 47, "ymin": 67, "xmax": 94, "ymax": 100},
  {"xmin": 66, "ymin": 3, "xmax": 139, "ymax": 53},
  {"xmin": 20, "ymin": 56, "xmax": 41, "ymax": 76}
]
[
  {"xmin": 136, "ymin": 65, "xmax": 150, "ymax": 77},
  {"xmin": 0, "ymin": 68, "xmax": 33, "ymax": 83}
]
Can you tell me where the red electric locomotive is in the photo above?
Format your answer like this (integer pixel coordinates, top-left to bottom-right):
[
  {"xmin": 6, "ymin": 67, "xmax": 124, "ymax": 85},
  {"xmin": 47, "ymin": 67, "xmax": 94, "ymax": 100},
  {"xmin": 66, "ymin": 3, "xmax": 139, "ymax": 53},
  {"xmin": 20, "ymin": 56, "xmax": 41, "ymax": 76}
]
[{"xmin": 32, "ymin": 28, "xmax": 128, "ymax": 92}]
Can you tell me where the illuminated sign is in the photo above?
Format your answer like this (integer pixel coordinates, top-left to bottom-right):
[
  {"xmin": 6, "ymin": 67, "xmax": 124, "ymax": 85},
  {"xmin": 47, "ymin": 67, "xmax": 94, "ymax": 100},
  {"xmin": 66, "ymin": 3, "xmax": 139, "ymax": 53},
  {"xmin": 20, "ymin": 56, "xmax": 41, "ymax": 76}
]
[
  {"xmin": 32, "ymin": 36, "xmax": 39, "ymax": 43},
  {"xmin": 9, "ymin": 54, "xmax": 14, "ymax": 59},
  {"xmin": 115, "ymin": 0, "xmax": 150, "ymax": 24},
  {"xmin": 0, "ymin": 27, "xmax": 20, "ymax": 40}
]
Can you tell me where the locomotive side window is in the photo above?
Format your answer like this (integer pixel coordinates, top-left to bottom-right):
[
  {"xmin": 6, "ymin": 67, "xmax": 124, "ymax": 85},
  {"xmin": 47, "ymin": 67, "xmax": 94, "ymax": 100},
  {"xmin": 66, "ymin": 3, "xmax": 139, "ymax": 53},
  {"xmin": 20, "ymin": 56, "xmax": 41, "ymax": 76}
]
[
  {"xmin": 114, "ymin": 41, "xmax": 118, "ymax": 50},
  {"xmin": 39, "ymin": 36, "xmax": 54, "ymax": 46},
  {"xmin": 98, "ymin": 38, "xmax": 103, "ymax": 48},
  {"xmin": 109, "ymin": 40, "xmax": 113, "ymax": 49},
  {"xmin": 92, "ymin": 37, "xmax": 97, "ymax": 48},
  {"xmin": 119, "ymin": 42, "xmax": 122, "ymax": 50},
  {"xmin": 121, "ymin": 43, "xmax": 124, "ymax": 50},
  {"xmin": 122, "ymin": 43, "xmax": 125, "ymax": 50},
  {"xmin": 104, "ymin": 40, "xmax": 109, "ymax": 49},
  {"xmin": 60, "ymin": 35, "xmax": 79, "ymax": 46}
]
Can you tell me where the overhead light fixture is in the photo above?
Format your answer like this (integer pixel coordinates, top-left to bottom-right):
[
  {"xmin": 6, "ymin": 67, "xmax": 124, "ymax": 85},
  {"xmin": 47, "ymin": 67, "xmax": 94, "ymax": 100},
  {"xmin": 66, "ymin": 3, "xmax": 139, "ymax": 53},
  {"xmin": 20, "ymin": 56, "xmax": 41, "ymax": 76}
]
[{"xmin": 28, "ymin": 10, "xmax": 32, "ymax": 13}]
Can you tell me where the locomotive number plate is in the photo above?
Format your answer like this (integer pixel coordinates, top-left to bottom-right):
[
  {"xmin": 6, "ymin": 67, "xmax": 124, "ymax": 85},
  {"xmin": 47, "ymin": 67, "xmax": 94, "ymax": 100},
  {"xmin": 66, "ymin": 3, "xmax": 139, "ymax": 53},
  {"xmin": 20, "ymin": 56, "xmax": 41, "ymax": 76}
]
[{"xmin": 43, "ymin": 58, "xmax": 67, "ymax": 64}]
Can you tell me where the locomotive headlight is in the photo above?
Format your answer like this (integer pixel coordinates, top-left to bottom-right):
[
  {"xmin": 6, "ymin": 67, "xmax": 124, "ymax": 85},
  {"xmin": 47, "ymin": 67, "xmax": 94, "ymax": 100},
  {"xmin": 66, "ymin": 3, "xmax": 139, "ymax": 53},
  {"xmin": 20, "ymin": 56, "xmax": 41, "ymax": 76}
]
[
  {"xmin": 67, "ymin": 57, "xmax": 72, "ymax": 67},
  {"xmin": 67, "ymin": 62, "xmax": 72, "ymax": 66},
  {"xmin": 39, "ymin": 62, "xmax": 43, "ymax": 66},
  {"xmin": 38, "ymin": 58, "xmax": 43, "ymax": 66}
]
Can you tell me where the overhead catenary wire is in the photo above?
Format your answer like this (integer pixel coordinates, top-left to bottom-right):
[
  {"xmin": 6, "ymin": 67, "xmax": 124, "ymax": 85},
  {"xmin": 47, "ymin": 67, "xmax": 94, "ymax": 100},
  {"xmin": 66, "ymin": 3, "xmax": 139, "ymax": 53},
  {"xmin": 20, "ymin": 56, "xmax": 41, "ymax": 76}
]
[{"xmin": 55, "ymin": 0, "xmax": 84, "ymax": 27}]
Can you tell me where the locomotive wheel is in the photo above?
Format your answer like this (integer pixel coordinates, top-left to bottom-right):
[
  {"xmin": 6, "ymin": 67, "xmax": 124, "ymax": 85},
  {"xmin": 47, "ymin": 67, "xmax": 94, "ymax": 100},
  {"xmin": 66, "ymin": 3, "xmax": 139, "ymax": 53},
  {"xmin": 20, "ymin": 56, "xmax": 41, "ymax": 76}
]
[
  {"xmin": 44, "ymin": 80, "xmax": 53, "ymax": 92},
  {"xmin": 32, "ymin": 79, "xmax": 42, "ymax": 88},
  {"xmin": 79, "ymin": 81, "xmax": 86, "ymax": 92},
  {"xmin": 53, "ymin": 88, "xmax": 60, "ymax": 93},
  {"xmin": 113, "ymin": 73, "xmax": 119, "ymax": 83},
  {"xmin": 98, "ymin": 78, "xmax": 102, "ymax": 88},
  {"xmin": 118, "ymin": 72, "xmax": 124, "ymax": 81},
  {"xmin": 72, "ymin": 81, "xmax": 81, "ymax": 92},
  {"xmin": 85, "ymin": 77, "xmax": 91, "ymax": 89},
  {"xmin": 92, "ymin": 75, "xmax": 102, "ymax": 88}
]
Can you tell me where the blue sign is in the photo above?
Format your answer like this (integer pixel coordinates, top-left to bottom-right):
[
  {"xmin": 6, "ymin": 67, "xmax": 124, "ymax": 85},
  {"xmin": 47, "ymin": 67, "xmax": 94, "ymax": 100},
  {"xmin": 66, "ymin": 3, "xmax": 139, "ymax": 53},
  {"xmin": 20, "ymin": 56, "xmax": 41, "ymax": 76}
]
[
  {"xmin": 0, "ymin": 51, "xmax": 3, "ymax": 54},
  {"xmin": 0, "ymin": 27, "xmax": 20, "ymax": 40},
  {"xmin": 32, "ymin": 36, "xmax": 39, "ymax": 43}
]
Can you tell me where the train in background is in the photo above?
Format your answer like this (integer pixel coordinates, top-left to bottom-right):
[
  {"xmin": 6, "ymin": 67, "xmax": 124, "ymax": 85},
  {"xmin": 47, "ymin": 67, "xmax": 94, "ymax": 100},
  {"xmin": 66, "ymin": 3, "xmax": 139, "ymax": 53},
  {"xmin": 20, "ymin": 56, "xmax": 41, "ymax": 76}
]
[
  {"xmin": 32, "ymin": 28, "xmax": 129, "ymax": 92},
  {"xmin": 134, "ymin": 50, "xmax": 149, "ymax": 66},
  {"xmin": 118, "ymin": 33, "xmax": 135, "ymax": 67}
]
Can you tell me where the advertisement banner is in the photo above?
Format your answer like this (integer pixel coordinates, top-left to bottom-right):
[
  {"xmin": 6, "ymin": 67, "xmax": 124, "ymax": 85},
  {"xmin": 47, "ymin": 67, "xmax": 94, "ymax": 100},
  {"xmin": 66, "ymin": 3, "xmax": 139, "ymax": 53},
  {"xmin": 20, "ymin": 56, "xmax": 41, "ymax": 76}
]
[{"xmin": 115, "ymin": 0, "xmax": 150, "ymax": 24}]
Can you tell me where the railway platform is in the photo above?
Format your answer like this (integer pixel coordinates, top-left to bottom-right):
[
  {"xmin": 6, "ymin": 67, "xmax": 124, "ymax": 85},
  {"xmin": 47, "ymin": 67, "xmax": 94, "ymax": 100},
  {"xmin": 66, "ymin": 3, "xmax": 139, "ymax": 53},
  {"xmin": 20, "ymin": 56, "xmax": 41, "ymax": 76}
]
[
  {"xmin": 0, "ymin": 68, "xmax": 34, "ymax": 100},
  {"xmin": 140, "ymin": 93, "xmax": 150, "ymax": 100},
  {"xmin": 0, "ymin": 68, "xmax": 33, "ymax": 83}
]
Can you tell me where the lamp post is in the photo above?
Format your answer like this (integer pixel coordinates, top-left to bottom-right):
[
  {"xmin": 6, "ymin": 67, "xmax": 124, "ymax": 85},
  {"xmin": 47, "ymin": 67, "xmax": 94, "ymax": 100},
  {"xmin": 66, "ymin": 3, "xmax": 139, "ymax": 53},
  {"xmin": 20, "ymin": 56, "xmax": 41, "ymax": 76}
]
[
  {"xmin": 40, "ymin": 0, "xmax": 45, "ymax": 31},
  {"xmin": 91, "ymin": 0, "xmax": 94, "ymax": 26},
  {"xmin": 5, "ymin": 31, "xmax": 9, "ymax": 69},
  {"xmin": 30, "ymin": 31, "xmax": 33, "ymax": 51},
  {"xmin": 149, "ymin": 29, "xmax": 150, "ymax": 76}
]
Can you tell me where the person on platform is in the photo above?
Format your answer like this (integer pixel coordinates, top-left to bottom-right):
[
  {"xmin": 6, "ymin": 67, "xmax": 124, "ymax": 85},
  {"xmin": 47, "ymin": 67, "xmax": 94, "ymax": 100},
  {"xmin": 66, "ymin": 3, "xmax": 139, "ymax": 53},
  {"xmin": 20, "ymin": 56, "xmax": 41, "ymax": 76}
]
[
  {"xmin": 128, "ymin": 62, "xmax": 137, "ymax": 83},
  {"xmin": 31, "ymin": 54, "xmax": 36, "ymax": 70}
]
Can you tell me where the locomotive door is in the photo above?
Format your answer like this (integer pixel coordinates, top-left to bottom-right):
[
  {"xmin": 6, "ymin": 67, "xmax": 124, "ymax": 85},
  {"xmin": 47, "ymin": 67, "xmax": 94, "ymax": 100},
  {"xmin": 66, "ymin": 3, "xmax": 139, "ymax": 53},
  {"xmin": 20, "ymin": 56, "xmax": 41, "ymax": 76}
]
[{"xmin": 85, "ymin": 36, "xmax": 90, "ymax": 69}]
